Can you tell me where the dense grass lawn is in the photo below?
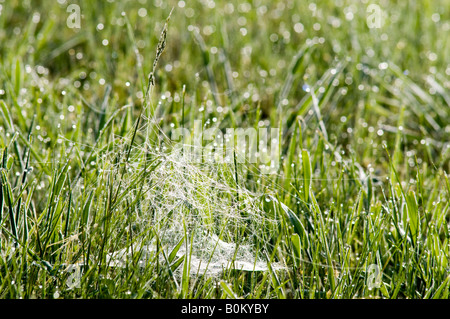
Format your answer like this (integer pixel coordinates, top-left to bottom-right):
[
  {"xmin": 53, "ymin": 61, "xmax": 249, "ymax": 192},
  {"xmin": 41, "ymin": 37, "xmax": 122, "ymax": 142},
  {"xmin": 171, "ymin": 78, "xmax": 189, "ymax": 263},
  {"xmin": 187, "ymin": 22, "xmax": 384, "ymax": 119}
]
[{"xmin": 0, "ymin": 0, "xmax": 449, "ymax": 299}]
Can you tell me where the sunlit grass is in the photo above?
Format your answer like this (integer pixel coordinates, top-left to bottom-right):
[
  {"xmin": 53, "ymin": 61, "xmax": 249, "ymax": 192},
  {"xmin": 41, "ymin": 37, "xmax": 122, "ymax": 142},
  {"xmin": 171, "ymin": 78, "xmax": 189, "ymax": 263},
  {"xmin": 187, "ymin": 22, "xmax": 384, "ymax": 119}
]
[{"xmin": 0, "ymin": 0, "xmax": 449, "ymax": 299}]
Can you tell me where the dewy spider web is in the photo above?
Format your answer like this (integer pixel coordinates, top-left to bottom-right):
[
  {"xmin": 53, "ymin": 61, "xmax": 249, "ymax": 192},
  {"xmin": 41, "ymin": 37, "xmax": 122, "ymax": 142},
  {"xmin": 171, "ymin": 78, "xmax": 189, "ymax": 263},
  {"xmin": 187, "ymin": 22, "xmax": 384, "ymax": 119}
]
[
  {"xmin": 102, "ymin": 9, "xmax": 285, "ymax": 276},
  {"xmin": 103, "ymin": 113, "xmax": 285, "ymax": 276},
  {"xmin": 62, "ymin": 80, "xmax": 379, "ymax": 276}
]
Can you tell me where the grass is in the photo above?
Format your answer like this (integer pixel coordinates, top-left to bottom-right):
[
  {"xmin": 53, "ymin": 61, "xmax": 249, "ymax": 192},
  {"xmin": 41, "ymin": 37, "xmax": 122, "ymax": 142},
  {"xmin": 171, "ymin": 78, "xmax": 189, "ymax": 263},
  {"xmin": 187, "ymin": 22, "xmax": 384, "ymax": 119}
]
[{"xmin": 0, "ymin": 0, "xmax": 449, "ymax": 299}]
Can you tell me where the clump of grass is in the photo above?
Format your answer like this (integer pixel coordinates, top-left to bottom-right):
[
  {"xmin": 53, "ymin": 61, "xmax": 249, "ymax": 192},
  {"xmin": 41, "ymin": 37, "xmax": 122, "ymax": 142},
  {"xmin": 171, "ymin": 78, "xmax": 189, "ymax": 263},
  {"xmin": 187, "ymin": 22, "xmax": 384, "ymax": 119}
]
[
  {"xmin": 0, "ymin": 0, "xmax": 449, "ymax": 299},
  {"xmin": 145, "ymin": 7, "xmax": 174, "ymax": 101}
]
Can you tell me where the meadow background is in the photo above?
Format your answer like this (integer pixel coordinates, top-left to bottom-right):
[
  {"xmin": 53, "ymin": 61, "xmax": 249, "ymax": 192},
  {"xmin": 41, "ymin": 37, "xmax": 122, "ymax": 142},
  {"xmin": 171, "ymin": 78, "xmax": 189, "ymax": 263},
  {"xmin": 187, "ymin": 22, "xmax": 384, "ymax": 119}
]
[{"xmin": 0, "ymin": 0, "xmax": 449, "ymax": 299}]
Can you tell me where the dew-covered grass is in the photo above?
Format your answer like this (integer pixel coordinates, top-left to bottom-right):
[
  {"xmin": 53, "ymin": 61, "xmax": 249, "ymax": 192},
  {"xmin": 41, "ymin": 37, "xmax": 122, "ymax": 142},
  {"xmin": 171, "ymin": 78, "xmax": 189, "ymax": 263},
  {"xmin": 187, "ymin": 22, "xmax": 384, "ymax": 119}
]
[{"xmin": 0, "ymin": 0, "xmax": 449, "ymax": 299}]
